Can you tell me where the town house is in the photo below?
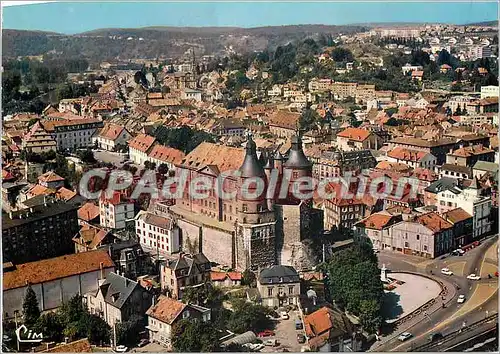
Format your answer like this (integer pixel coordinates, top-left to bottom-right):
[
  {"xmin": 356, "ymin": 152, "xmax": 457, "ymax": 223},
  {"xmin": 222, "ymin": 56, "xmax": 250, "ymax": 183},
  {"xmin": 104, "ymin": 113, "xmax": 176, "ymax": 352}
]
[
  {"xmin": 336, "ymin": 127, "xmax": 381, "ymax": 151},
  {"xmin": 128, "ymin": 134, "xmax": 157, "ymax": 165},
  {"xmin": 256, "ymin": 265, "xmax": 301, "ymax": 307},
  {"xmin": 93, "ymin": 123, "xmax": 132, "ymax": 151}
]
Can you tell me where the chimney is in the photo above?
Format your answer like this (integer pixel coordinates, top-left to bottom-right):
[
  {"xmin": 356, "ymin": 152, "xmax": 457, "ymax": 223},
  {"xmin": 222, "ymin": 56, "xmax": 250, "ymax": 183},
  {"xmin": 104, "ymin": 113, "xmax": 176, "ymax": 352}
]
[
  {"xmin": 64, "ymin": 337, "xmax": 69, "ymax": 344},
  {"xmin": 43, "ymin": 195, "xmax": 47, "ymax": 207},
  {"xmin": 100, "ymin": 262, "xmax": 104, "ymax": 280}
]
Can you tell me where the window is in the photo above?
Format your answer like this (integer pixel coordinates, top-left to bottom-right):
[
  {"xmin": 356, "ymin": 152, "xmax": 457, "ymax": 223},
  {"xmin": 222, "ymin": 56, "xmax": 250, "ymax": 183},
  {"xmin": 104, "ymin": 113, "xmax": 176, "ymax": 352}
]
[
  {"xmin": 182, "ymin": 311, "xmax": 190, "ymax": 319},
  {"xmin": 288, "ymin": 286, "xmax": 294, "ymax": 295},
  {"xmin": 416, "ymin": 235, "xmax": 420, "ymax": 241},
  {"xmin": 268, "ymin": 287, "xmax": 273, "ymax": 297},
  {"xmin": 404, "ymin": 242, "xmax": 409, "ymax": 248},
  {"xmin": 423, "ymin": 245, "xmax": 428, "ymax": 251},
  {"xmin": 242, "ymin": 204, "xmax": 248, "ymax": 212}
]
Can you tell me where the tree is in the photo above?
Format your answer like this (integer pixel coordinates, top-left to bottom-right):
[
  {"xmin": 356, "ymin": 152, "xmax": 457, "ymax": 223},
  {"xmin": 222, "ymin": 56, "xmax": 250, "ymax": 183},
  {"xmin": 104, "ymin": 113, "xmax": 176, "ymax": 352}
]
[
  {"xmin": 182, "ymin": 282, "xmax": 226, "ymax": 309},
  {"xmin": 227, "ymin": 300, "xmax": 272, "ymax": 334},
  {"xmin": 35, "ymin": 312, "xmax": 64, "ymax": 342},
  {"xmin": 158, "ymin": 163, "xmax": 169, "ymax": 175},
  {"xmin": 115, "ymin": 315, "xmax": 144, "ymax": 346},
  {"xmin": 384, "ymin": 107, "xmax": 398, "ymax": 117},
  {"xmin": 330, "ymin": 47, "xmax": 354, "ymax": 63},
  {"xmin": 22, "ymin": 285, "xmax": 40, "ymax": 327},
  {"xmin": 59, "ymin": 294, "xmax": 86, "ymax": 327},
  {"xmin": 299, "ymin": 108, "xmax": 320, "ymax": 131},
  {"xmin": 76, "ymin": 148, "xmax": 96, "ymax": 164},
  {"xmin": 324, "ymin": 239, "xmax": 383, "ymax": 334},
  {"xmin": 172, "ymin": 320, "xmax": 221, "ymax": 352},
  {"xmin": 77, "ymin": 313, "xmax": 111, "ymax": 345},
  {"xmin": 241, "ymin": 269, "xmax": 257, "ymax": 287}
]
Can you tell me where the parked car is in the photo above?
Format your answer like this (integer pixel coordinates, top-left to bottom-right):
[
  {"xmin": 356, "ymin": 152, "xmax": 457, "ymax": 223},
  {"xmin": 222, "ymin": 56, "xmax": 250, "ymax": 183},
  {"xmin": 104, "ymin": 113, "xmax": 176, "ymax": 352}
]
[
  {"xmin": 280, "ymin": 311, "xmax": 289, "ymax": 320},
  {"xmin": 398, "ymin": 332, "xmax": 412, "ymax": 342},
  {"xmin": 115, "ymin": 345, "xmax": 128, "ymax": 353},
  {"xmin": 137, "ymin": 339, "xmax": 149, "ymax": 347},
  {"xmin": 297, "ymin": 334, "xmax": 306, "ymax": 344},
  {"xmin": 264, "ymin": 339, "xmax": 279, "ymax": 347},
  {"xmin": 372, "ymin": 247, "xmax": 379, "ymax": 253},
  {"xmin": 457, "ymin": 294, "xmax": 466, "ymax": 303},
  {"xmin": 250, "ymin": 343, "xmax": 264, "ymax": 351},
  {"xmin": 429, "ymin": 333, "xmax": 443, "ymax": 342},
  {"xmin": 467, "ymin": 274, "xmax": 481, "ymax": 280},
  {"xmin": 258, "ymin": 330, "xmax": 275, "ymax": 337},
  {"xmin": 495, "ymin": 271, "xmax": 499, "ymax": 277},
  {"xmin": 441, "ymin": 268, "xmax": 453, "ymax": 276},
  {"xmin": 295, "ymin": 320, "xmax": 303, "ymax": 330}
]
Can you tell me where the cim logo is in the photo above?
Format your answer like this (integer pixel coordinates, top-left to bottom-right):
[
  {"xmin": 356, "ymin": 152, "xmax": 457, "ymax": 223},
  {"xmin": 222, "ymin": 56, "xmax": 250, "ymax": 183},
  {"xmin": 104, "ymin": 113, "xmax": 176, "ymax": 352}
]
[{"xmin": 15, "ymin": 325, "xmax": 43, "ymax": 343}]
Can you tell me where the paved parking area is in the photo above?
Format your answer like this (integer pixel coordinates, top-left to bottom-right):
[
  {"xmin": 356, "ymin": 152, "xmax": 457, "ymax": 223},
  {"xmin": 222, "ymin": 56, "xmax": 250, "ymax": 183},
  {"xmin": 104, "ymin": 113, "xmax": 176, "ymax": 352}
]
[
  {"xmin": 261, "ymin": 310, "xmax": 303, "ymax": 352},
  {"xmin": 130, "ymin": 342, "xmax": 167, "ymax": 353},
  {"xmin": 94, "ymin": 150, "xmax": 128, "ymax": 167}
]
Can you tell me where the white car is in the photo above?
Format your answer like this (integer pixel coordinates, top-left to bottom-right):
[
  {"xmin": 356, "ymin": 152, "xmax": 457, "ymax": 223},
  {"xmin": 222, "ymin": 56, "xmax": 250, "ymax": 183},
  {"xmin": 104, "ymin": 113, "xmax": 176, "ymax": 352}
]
[
  {"xmin": 250, "ymin": 343, "xmax": 264, "ymax": 351},
  {"xmin": 457, "ymin": 294, "xmax": 466, "ymax": 303},
  {"xmin": 441, "ymin": 268, "xmax": 453, "ymax": 276},
  {"xmin": 280, "ymin": 311, "xmax": 290, "ymax": 320},
  {"xmin": 115, "ymin": 345, "xmax": 128, "ymax": 353},
  {"xmin": 398, "ymin": 332, "xmax": 412, "ymax": 342},
  {"xmin": 467, "ymin": 274, "xmax": 481, "ymax": 280}
]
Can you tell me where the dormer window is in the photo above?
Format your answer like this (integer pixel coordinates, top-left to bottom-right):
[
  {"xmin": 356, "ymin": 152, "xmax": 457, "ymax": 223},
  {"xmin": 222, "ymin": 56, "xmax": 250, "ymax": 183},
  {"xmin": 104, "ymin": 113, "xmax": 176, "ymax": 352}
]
[{"xmin": 279, "ymin": 277, "xmax": 283, "ymax": 283}]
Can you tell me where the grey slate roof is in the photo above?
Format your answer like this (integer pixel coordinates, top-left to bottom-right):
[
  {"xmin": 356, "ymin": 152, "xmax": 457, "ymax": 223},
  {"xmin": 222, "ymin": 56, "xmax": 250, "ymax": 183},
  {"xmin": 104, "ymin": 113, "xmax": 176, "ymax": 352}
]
[
  {"xmin": 473, "ymin": 161, "xmax": 499, "ymax": 173},
  {"xmin": 259, "ymin": 265, "xmax": 300, "ymax": 284},
  {"xmin": 100, "ymin": 272, "xmax": 139, "ymax": 309},
  {"xmin": 424, "ymin": 177, "xmax": 458, "ymax": 193}
]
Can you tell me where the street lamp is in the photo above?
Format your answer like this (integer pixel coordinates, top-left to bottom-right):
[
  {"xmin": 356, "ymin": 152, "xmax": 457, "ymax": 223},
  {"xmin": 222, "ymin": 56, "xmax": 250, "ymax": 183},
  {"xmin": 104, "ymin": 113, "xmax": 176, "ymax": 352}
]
[{"xmin": 13, "ymin": 310, "xmax": 19, "ymax": 352}]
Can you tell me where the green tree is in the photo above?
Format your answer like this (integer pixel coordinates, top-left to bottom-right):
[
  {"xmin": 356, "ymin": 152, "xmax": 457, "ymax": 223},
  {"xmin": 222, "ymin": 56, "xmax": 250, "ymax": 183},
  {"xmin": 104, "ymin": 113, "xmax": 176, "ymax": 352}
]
[
  {"xmin": 22, "ymin": 285, "xmax": 40, "ymax": 327},
  {"xmin": 299, "ymin": 108, "xmax": 320, "ymax": 131},
  {"xmin": 35, "ymin": 312, "xmax": 64, "ymax": 342},
  {"xmin": 241, "ymin": 269, "xmax": 257, "ymax": 287},
  {"xmin": 330, "ymin": 47, "xmax": 354, "ymax": 63},
  {"xmin": 115, "ymin": 315, "xmax": 144, "ymax": 346},
  {"xmin": 324, "ymin": 239, "xmax": 383, "ymax": 334},
  {"xmin": 172, "ymin": 320, "xmax": 221, "ymax": 352},
  {"xmin": 158, "ymin": 163, "xmax": 169, "ymax": 175},
  {"xmin": 227, "ymin": 300, "xmax": 272, "ymax": 334}
]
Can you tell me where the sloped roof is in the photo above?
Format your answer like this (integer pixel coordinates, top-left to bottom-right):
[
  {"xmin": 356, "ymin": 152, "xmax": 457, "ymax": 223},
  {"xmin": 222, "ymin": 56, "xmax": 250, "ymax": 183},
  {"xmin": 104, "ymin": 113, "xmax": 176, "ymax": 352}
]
[
  {"xmin": 97, "ymin": 123, "xmax": 127, "ymax": 141},
  {"xmin": 148, "ymin": 144, "xmax": 185, "ymax": 165},
  {"xmin": 259, "ymin": 265, "xmax": 299, "ymax": 284},
  {"xmin": 78, "ymin": 202, "xmax": 100, "ymax": 221},
  {"xmin": 268, "ymin": 110, "xmax": 301, "ymax": 129},
  {"xmin": 128, "ymin": 134, "xmax": 156, "ymax": 153},
  {"xmin": 356, "ymin": 213, "xmax": 399, "ymax": 230},
  {"xmin": 443, "ymin": 207, "xmax": 472, "ymax": 224},
  {"xmin": 305, "ymin": 307, "xmax": 354, "ymax": 350},
  {"xmin": 100, "ymin": 272, "xmax": 140, "ymax": 309},
  {"xmin": 416, "ymin": 212, "xmax": 453, "ymax": 233},
  {"xmin": 38, "ymin": 171, "xmax": 64, "ymax": 183},
  {"xmin": 336, "ymin": 127, "xmax": 371, "ymax": 142},
  {"xmin": 3, "ymin": 250, "xmax": 114, "ymax": 291},
  {"xmin": 388, "ymin": 146, "xmax": 430, "ymax": 162},
  {"xmin": 179, "ymin": 142, "xmax": 244, "ymax": 173},
  {"xmin": 146, "ymin": 295, "xmax": 186, "ymax": 324}
]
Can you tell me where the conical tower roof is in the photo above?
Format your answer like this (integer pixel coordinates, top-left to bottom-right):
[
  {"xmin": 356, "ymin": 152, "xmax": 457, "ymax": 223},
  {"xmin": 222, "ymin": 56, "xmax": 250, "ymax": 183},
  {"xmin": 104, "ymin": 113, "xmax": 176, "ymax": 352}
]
[
  {"xmin": 284, "ymin": 135, "xmax": 311, "ymax": 169},
  {"xmin": 239, "ymin": 135, "xmax": 265, "ymax": 178}
]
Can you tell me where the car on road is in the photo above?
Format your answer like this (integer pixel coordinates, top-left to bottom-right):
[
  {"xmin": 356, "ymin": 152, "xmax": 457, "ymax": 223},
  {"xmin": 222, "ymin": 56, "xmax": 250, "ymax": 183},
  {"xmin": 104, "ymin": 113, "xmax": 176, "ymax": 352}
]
[
  {"xmin": 451, "ymin": 249, "xmax": 465, "ymax": 256},
  {"xmin": 250, "ymin": 343, "xmax": 264, "ymax": 351},
  {"xmin": 372, "ymin": 247, "xmax": 379, "ymax": 253},
  {"xmin": 115, "ymin": 345, "xmax": 128, "ymax": 353},
  {"xmin": 257, "ymin": 330, "xmax": 275, "ymax": 337},
  {"xmin": 137, "ymin": 339, "xmax": 150, "ymax": 347},
  {"xmin": 297, "ymin": 334, "xmax": 306, "ymax": 344},
  {"xmin": 280, "ymin": 311, "xmax": 289, "ymax": 320},
  {"xmin": 457, "ymin": 294, "xmax": 466, "ymax": 303},
  {"xmin": 264, "ymin": 339, "xmax": 279, "ymax": 347},
  {"xmin": 467, "ymin": 273, "xmax": 481, "ymax": 280},
  {"xmin": 441, "ymin": 268, "xmax": 453, "ymax": 276},
  {"xmin": 398, "ymin": 332, "xmax": 412, "ymax": 342},
  {"xmin": 295, "ymin": 319, "xmax": 303, "ymax": 330},
  {"xmin": 429, "ymin": 333, "xmax": 443, "ymax": 342}
]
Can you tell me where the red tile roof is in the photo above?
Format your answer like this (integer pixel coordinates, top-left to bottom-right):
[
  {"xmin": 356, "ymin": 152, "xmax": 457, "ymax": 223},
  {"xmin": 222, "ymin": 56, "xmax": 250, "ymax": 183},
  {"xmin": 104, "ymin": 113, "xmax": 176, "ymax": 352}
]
[
  {"xmin": 38, "ymin": 171, "xmax": 65, "ymax": 183},
  {"xmin": 449, "ymin": 145, "xmax": 493, "ymax": 158},
  {"xmin": 443, "ymin": 208, "xmax": 472, "ymax": 224},
  {"xmin": 356, "ymin": 213, "xmax": 395, "ymax": 230},
  {"xmin": 97, "ymin": 123, "xmax": 127, "ymax": 141},
  {"xmin": 3, "ymin": 250, "xmax": 114, "ymax": 290},
  {"xmin": 387, "ymin": 146, "xmax": 430, "ymax": 162},
  {"xmin": 416, "ymin": 212, "xmax": 453, "ymax": 233},
  {"xmin": 146, "ymin": 295, "xmax": 186, "ymax": 324},
  {"xmin": 128, "ymin": 134, "xmax": 156, "ymax": 153},
  {"xmin": 78, "ymin": 202, "xmax": 101, "ymax": 221},
  {"xmin": 210, "ymin": 271, "xmax": 242, "ymax": 281},
  {"xmin": 148, "ymin": 144, "xmax": 186, "ymax": 165},
  {"xmin": 43, "ymin": 338, "xmax": 92, "ymax": 353},
  {"xmin": 336, "ymin": 127, "xmax": 371, "ymax": 142}
]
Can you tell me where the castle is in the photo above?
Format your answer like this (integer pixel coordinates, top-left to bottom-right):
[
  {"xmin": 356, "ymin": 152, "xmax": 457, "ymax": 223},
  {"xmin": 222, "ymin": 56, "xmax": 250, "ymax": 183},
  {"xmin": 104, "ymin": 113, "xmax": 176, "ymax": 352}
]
[{"xmin": 166, "ymin": 134, "xmax": 323, "ymax": 270}]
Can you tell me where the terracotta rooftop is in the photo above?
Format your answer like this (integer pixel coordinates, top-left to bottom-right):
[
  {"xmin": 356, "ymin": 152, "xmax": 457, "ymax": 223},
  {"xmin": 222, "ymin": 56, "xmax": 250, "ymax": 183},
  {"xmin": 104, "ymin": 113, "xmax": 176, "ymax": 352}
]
[
  {"xmin": 128, "ymin": 134, "xmax": 156, "ymax": 153},
  {"xmin": 356, "ymin": 213, "xmax": 397, "ymax": 230},
  {"xmin": 43, "ymin": 338, "xmax": 92, "ymax": 353},
  {"xmin": 78, "ymin": 202, "xmax": 100, "ymax": 221},
  {"xmin": 268, "ymin": 110, "xmax": 301, "ymax": 129},
  {"xmin": 304, "ymin": 307, "xmax": 354, "ymax": 349},
  {"xmin": 443, "ymin": 207, "xmax": 472, "ymax": 224},
  {"xmin": 416, "ymin": 212, "xmax": 453, "ymax": 233},
  {"xmin": 148, "ymin": 144, "xmax": 186, "ymax": 165},
  {"xmin": 210, "ymin": 271, "xmax": 242, "ymax": 282},
  {"xmin": 41, "ymin": 118, "xmax": 101, "ymax": 132},
  {"xmin": 146, "ymin": 295, "xmax": 186, "ymax": 324},
  {"xmin": 391, "ymin": 136, "xmax": 456, "ymax": 148},
  {"xmin": 388, "ymin": 146, "xmax": 430, "ymax": 162},
  {"xmin": 56, "ymin": 186, "xmax": 77, "ymax": 201},
  {"xmin": 336, "ymin": 127, "xmax": 371, "ymax": 142},
  {"xmin": 38, "ymin": 171, "xmax": 65, "ymax": 183},
  {"xmin": 97, "ymin": 123, "xmax": 127, "ymax": 141},
  {"xmin": 3, "ymin": 250, "xmax": 114, "ymax": 291},
  {"xmin": 179, "ymin": 142, "xmax": 244, "ymax": 173},
  {"xmin": 449, "ymin": 145, "xmax": 493, "ymax": 158}
]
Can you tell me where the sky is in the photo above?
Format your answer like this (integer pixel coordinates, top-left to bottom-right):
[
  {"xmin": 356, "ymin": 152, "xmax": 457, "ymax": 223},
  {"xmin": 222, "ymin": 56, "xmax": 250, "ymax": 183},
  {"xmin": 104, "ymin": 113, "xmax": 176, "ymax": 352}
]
[{"xmin": 2, "ymin": 1, "xmax": 498, "ymax": 35}]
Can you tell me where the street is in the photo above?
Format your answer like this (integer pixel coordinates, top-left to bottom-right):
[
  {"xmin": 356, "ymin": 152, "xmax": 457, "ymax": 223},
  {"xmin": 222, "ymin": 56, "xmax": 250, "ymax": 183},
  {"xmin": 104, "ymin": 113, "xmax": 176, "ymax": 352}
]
[{"xmin": 371, "ymin": 235, "xmax": 498, "ymax": 352}]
